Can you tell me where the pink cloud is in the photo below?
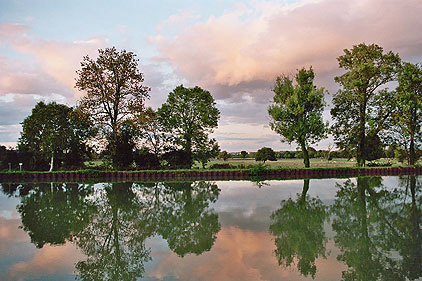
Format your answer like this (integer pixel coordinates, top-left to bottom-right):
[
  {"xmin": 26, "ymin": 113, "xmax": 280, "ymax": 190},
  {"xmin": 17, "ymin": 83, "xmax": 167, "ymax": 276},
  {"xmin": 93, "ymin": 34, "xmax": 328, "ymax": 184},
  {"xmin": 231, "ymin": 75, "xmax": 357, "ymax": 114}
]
[
  {"xmin": 6, "ymin": 243, "xmax": 83, "ymax": 281},
  {"xmin": 152, "ymin": 0, "xmax": 422, "ymax": 96},
  {"xmin": 0, "ymin": 23, "xmax": 108, "ymax": 102},
  {"xmin": 0, "ymin": 23, "xmax": 29, "ymax": 38},
  {"xmin": 0, "ymin": 56, "xmax": 68, "ymax": 96},
  {"xmin": 148, "ymin": 226, "xmax": 344, "ymax": 281}
]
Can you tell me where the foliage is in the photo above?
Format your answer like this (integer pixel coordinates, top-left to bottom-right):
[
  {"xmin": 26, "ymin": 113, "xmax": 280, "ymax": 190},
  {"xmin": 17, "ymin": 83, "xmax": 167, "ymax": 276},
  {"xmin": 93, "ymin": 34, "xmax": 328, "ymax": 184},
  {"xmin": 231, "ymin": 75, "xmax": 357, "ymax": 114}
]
[
  {"xmin": 390, "ymin": 62, "xmax": 422, "ymax": 165},
  {"xmin": 156, "ymin": 181, "xmax": 220, "ymax": 257},
  {"xmin": 218, "ymin": 150, "xmax": 231, "ymax": 161},
  {"xmin": 19, "ymin": 102, "xmax": 94, "ymax": 171},
  {"xmin": 240, "ymin": 150, "xmax": 248, "ymax": 158},
  {"xmin": 76, "ymin": 47, "xmax": 150, "ymax": 167},
  {"xmin": 331, "ymin": 177, "xmax": 412, "ymax": 280},
  {"xmin": 104, "ymin": 120, "xmax": 135, "ymax": 169},
  {"xmin": 364, "ymin": 133, "xmax": 386, "ymax": 161},
  {"xmin": 135, "ymin": 107, "xmax": 168, "ymax": 156},
  {"xmin": 255, "ymin": 147, "xmax": 277, "ymax": 163},
  {"xmin": 133, "ymin": 147, "xmax": 160, "ymax": 170},
  {"xmin": 331, "ymin": 43, "xmax": 401, "ymax": 166},
  {"xmin": 195, "ymin": 138, "xmax": 220, "ymax": 169},
  {"xmin": 209, "ymin": 163, "xmax": 232, "ymax": 169},
  {"xmin": 269, "ymin": 179, "xmax": 328, "ymax": 278},
  {"xmin": 161, "ymin": 150, "xmax": 193, "ymax": 169},
  {"xmin": 0, "ymin": 146, "xmax": 19, "ymax": 170},
  {"xmin": 269, "ymin": 67, "xmax": 328, "ymax": 168},
  {"xmin": 157, "ymin": 85, "xmax": 220, "ymax": 168}
]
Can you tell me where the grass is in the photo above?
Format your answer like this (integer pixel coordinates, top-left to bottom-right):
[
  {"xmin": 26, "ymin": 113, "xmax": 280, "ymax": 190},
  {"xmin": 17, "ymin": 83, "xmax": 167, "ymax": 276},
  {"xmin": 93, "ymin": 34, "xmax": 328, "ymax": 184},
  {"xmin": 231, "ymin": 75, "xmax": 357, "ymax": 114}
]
[
  {"xmin": 199, "ymin": 158, "xmax": 360, "ymax": 169},
  {"xmin": 81, "ymin": 157, "xmax": 415, "ymax": 171}
]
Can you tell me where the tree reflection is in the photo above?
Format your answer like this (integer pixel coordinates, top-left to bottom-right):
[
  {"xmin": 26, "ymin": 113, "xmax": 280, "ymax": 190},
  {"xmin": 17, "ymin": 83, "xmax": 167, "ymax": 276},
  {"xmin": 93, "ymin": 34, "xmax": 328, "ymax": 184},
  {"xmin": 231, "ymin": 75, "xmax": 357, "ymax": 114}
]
[
  {"xmin": 157, "ymin": 181, "xmax": 220, "ymax": 257},
  {"xmin": 391, "ymin": 175, "xmax": 422, "ymax": 280},
  {"xmin": 75, "ymin": 182, "xmax": 155, "ymax": 281},
  {"xmin": 16, "ymin": 183, "xmax": 94, "ymax": 248},
  {"xmin": 331, "ymin": 176, "xmax": 422, "ymax": 280},
  {"xmin": 8, "ymin": 180, "xmax": 220, "ymax": 280},
  {"xmin": 269, "ymin": 179, "xmax": 329, "ymax": 278}
]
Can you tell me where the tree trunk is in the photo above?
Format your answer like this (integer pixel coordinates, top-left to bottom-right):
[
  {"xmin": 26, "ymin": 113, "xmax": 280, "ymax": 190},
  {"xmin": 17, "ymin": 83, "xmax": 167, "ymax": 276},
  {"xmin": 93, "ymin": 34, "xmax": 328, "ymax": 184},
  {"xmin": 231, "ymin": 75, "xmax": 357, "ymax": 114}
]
[
  {"xmin": 49, "ymin": 151, "xmax": 54, "ymax": 171},
  {"xmin": 301, "ymin": 142, "xmax": 310, "ymax": 168},
  {"xmin": 409, "ymin": 135, "xmax": 415, "ymax": 166},
  {"xmin": 358, "ymin": 103, "xmax": 366, "ymax": 167}
]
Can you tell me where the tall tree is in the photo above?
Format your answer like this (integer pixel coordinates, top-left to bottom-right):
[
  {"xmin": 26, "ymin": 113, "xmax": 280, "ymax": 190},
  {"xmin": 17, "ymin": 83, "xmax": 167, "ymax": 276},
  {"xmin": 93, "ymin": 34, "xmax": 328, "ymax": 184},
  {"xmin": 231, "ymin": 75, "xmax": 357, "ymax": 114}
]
[
  {"xmin": 75, "ymin": 47, "xmax": 150, "ymax": 168},
  {"xmin": 157, "ymin": 85, "xmax": 220, "ymax": 168},
  {"xmin": 19, "ymin": 101, "xmax": 94, "ymax": 171},
  {"xmin": 331, "ymin": 43, "xmax": 401, "ymax": 166},
  {"xmin": 268, "ymin": 67, "xmax": 327, "ymax": 167},
  {"xmin": 391, "ymin": 62, "xmax": 422, "ymax": 165}
]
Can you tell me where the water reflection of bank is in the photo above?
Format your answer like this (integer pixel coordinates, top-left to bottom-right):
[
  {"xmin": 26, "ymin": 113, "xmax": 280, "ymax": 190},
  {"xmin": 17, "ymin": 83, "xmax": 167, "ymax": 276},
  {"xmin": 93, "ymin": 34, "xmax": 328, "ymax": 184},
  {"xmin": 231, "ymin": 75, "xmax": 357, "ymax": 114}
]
[
  {"xmin": 269, "ymin": 176, "xmax": 422, "ymax": 280},
  {"xmin": 2, "ymin": 181, "xmax": 220, "ymax": 280},
  {"xmin": 1, "ymin": 176, "xmax": 421, "ymax": 280}
]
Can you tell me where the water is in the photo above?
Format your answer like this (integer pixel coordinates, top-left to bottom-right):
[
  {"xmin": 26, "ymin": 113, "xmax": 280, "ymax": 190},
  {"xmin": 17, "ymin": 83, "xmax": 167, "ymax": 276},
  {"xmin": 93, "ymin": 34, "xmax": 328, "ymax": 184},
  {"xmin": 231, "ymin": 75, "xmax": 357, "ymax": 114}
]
[{"xmin": 0, "ymin": 176, "xmax": 421, "ymax": 281}]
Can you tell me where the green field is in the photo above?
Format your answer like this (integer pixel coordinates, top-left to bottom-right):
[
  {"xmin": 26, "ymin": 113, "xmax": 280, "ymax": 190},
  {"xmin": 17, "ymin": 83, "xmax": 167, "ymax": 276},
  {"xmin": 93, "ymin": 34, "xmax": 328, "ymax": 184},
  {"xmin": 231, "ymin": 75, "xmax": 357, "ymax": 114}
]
[
  {"xmin": 199, "ymin": 158, "xmax": 409, "ymax": 169},
  {"xmin": 84, "ymin": 157, "xmax": 414, "ymax": 171}
]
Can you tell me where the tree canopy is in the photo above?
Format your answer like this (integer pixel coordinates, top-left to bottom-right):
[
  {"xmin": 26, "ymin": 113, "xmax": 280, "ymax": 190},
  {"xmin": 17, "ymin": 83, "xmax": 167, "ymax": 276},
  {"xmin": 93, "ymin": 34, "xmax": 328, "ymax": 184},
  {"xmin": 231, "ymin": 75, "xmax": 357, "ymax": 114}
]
[
  {"xmin": 331, "ymin": 43, "xmax": 401, "ymax": 166},
  {"xmin": 19, "ymin": 101, "xmax": 94, "ymax": 171},
  {"xmin": 255, "ymin": 147, "xmax": 277, "ymax": 163},
  {"xmin": 157, "ymin": 85, "xmax": 220, "ymax": 168},
  {"xmin": 268, "ymin": 67, "xmax": 327, "ymax": 167},
  {"xmin": 390, "ymin": 62, "xmax": 422, "ymax": 165},
  {"xmin": 75, "ymin": 47, "xmax": 150, "ymax": 168}
]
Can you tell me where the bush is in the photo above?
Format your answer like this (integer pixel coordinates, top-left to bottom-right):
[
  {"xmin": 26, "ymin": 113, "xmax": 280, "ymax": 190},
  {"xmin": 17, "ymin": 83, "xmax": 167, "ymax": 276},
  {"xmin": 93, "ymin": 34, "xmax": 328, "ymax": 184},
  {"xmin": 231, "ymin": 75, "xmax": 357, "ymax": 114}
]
[
  {"xmin": 161, "ymin": 150, "xmax": 192, "ymax": 169},
  {"xmin": 133, "ymin": 148, "xmax": 160, "ymax": 170},
  {"xmin": 209, "ymin": 163, "xmax": 232, "ymax": 169}
]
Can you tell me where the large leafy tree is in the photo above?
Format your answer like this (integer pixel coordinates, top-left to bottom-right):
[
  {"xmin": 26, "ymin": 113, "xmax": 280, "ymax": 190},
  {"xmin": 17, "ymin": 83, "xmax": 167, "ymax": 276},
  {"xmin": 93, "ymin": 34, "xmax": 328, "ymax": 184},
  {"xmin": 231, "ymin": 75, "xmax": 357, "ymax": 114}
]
[
  {"xmin": 19, "ymin": 101, "xmax": 94, "ymax": 171},
  {"xmin": 331, "ymin": 43, "xmax": 401, "ymax": 166},
  {"xmin": 391, "ymin": 62, "xmax": 422, "ymax": 165},
  {"xmin": 157, "ymin": 85, "xmax": 220, "ymax": 168},
  {"xmin": 75, "ymin": 47, "xmax": 150, "ymax": 168},
  {"xmin": 268, "ymin": 67, "xmax": 327, "ymax": 167}
]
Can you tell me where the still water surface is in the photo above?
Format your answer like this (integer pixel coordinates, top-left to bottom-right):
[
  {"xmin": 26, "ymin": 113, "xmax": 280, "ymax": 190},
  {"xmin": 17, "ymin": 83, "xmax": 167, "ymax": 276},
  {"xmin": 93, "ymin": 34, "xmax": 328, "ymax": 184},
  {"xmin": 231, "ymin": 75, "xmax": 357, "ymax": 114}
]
[{"xmin": 0, "ymin": 176, "xmax": 421, "ymax": 281}]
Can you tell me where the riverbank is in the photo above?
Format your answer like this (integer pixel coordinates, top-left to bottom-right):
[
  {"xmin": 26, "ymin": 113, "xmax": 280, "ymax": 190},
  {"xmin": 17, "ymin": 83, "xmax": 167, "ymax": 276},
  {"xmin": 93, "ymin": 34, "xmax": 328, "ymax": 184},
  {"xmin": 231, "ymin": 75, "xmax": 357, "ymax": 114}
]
[{"xmin": 1, "ymin": 166, "xmax": 421, "ymax": 182}]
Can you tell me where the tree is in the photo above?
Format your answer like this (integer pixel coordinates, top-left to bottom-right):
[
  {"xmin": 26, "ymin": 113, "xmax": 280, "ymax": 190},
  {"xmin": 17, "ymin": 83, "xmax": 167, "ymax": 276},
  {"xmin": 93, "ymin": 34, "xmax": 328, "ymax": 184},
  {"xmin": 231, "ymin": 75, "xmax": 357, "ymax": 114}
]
[
  {"xmin": 19, "ymin": 101, "xmax": 94, "ymax": 171},
  {"xmin": 331, "ymin": 43, "xmax": 401, "ymax": 166},
  {"xmin": 391, "ymin": 62, "xmax": 422, "ymax": 165},
  {"xmin": 133, "ymin": 147, "xmax": 160, "ymax": 170},
  {"xmin": 135, "ymin": 107, "xmax": 168, "ymax": 157},
  {"xmin": 75, "ymin": 47, "xmax": 150, "ymax": 168},
  {"xmin": 157, "ymin": 85, "xmax": 220, "ymax": 168},
  {"xmin": 240, "ymin": 150, "xmax": 248, "ymax": 159},
  {"xmin": 218, "ymin": 150, "xmax": 231, "ymax": 161},
  {"xmin": 195, "ymin": 138, "xmax": 220, "ymax": 168},
  {"xmin": 268, "ymin": 67, "xmax": 328, "ymax": 168},
  {"xmin": 255, "ymin": 147, "xmax": 277, "ymax": 163}
]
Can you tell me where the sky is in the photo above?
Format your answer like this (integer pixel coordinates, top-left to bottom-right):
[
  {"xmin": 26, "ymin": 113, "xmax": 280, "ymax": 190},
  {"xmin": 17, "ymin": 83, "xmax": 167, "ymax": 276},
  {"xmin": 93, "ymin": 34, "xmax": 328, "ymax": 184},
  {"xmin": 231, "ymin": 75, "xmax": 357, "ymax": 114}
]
[{"xmin": 1, "ymin": 0, "xmax": 422, "ymax": 152}]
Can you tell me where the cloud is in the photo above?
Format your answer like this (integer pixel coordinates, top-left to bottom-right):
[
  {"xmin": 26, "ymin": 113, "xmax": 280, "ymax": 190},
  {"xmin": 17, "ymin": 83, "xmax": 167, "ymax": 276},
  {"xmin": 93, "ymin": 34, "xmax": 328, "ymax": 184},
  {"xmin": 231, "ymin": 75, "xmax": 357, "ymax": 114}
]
[
  {"xmin": 153, "ymin": 0, "xmax": 422, "ymax": 99},
  {"xmin": 156, "ymin": 9, "xmax": 200, "ymax": 33},
  {"xmin": 148, "ymin": 226, "xmax": 344, "ymax": 281},
  {"xmin": 0, "ymin": 23, "xmax": 30, "ymax": 39},
  {"xmin": 0, "ymin": 23, "xmax": 108, "ymax": 102},
  {"xmin": 6, "ymin": 243, "xmax": 82, "ymax": 281}
]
